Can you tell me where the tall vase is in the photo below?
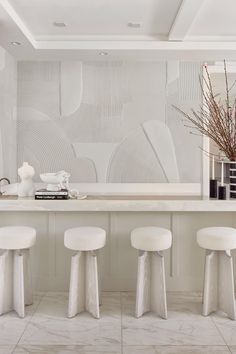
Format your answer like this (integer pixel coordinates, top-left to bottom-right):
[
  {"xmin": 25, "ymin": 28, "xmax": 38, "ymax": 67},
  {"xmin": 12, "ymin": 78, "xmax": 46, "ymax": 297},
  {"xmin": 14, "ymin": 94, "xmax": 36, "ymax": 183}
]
[{"xmin": 229, "ymin": 161, "xmax": 236, "ymax": 198}]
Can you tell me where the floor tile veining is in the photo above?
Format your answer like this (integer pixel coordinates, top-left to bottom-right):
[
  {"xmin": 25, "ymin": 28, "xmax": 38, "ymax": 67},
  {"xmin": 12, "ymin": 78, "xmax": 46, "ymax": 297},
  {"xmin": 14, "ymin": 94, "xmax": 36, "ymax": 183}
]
[{"xmin": 0, "ymin": 292, "xmax": 235, "ymax": 353}]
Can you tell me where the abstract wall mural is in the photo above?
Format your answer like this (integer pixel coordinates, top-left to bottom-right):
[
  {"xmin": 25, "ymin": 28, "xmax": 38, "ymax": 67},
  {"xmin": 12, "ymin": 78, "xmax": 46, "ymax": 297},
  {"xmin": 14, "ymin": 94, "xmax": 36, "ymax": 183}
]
[
  {"xmin": 17, "ymin": 61, "xmax": 202, "ymax": 183},
  {"xmin": 0, "ymin": 47, "xmax": 17, "ymax": 182}
]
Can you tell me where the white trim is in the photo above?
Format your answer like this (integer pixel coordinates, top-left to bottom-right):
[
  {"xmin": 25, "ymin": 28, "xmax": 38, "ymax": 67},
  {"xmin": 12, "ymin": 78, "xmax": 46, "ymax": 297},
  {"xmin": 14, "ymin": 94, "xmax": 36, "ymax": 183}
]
[
  {"xmin": 36, "ymin": 40, "xmax": 236, "ymax": 51},
  {"xmin": 0, "ymin": 0, "xmax": 36, "ymax": 47},
  {"xmin": 207, "ymin": 65, "xmax": 236, "ymax": 73},
  {"xmin": 186, "ymin": 35, "xmax": 236, "ymax": 42},
  {"xmin": 168, "ymin": 0, "xmax": 207, "ymax": 41},
  {"xmin": 202, "ymin": 65, "xmax": 210, "ymax": 198},
  {"xmin": 34, "ymin": 34, "xmax": 167, "ymax": 42}
]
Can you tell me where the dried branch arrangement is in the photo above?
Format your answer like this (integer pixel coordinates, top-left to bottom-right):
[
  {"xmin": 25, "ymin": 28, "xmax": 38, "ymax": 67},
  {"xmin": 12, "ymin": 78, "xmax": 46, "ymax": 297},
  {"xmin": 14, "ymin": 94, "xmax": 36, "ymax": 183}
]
[{"xmin": 174, "ymin": 61, "xmax": 236, "ymax": 161}]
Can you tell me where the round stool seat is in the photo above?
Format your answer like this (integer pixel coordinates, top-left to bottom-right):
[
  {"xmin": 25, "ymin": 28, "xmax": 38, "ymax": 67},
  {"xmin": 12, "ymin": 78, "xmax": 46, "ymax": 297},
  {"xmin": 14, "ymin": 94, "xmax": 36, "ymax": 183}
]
[
  {"xmin": 197, "ymin": 227, "xmax": 236, "ymax": 251},
  {"xmin": 64, "ymin": 227, "xmax": 106, "ymax": 251},
  {"xmin": 0, "ymin": 226, "xmax": 36, "ymax": 250},
  {"xmin": 131, "ymin": 227, "xmax": 172, "ymax": 252}
]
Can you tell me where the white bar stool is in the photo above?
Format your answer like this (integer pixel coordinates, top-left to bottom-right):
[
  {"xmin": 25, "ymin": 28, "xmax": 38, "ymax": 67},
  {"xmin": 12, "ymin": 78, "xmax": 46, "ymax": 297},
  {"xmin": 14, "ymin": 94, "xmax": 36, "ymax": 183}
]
[
  {"xmin": 131, "ymin": 227, "xmax": 172, "ymax": 319},
  {"xmin": 197, "ymin": 227, "xmax": 236, "ymax": 320},
  {"xmin": 0, "ymin": 226, "xmax": 36, "ymax": 318},
  {"xmin": 64, "ymin": 226, "xmax": 106, "ymax": 319}
]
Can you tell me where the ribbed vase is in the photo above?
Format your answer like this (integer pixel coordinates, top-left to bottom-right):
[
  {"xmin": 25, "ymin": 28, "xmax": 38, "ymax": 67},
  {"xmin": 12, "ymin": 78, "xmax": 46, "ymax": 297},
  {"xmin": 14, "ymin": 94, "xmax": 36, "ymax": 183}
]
[{"xmin": 229, "ymin": 162, "xmax": 236, "ymax": 198}]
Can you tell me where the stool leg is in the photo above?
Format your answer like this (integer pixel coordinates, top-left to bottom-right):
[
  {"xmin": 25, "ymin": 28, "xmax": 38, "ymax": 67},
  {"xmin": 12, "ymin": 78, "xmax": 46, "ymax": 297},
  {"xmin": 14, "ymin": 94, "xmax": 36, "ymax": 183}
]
[
  {"xmin": 85, "ymin": 251, "xmax": 100, "ymax": 319},
  {"xmin": 135, "ymin": 251, "xmax": 151, "ymax": 318},
  {"xmin": 97, "ymin": 250, "xmax": 102, "ymax": 306},
  {"xmin": 13, "ymin": 250, "xmax": 25, "ymax": 318},
  {"xmin": 151, "ymin": 251, "xmax": 167, "ymax": 319},
  {"xmin": 23, "ymin": 249, "xmax": 33, "ymax": 306},
  {"xmin": 218, "ymin": 250, "xmax": 236, "ymax": 320},
  {"xmin": 68, "ymin": 251, "xmax": 85, "ymax": 318},
  {"xmin": 203, "ymin": 250, "xmax": 218, "ymax": 316},
  {"xmin": 0, "ymin": 250, "xmax": 13, "ymax": 315}
]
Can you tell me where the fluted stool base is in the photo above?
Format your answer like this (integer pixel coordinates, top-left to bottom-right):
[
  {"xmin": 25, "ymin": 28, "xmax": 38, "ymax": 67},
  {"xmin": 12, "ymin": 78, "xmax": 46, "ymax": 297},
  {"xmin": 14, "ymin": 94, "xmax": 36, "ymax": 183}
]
[
  {"xmin": 203, "ymin": 249, "xmax": 236, "ymax": 320},
  {"xmin": 136, "ymin": 250, "xmax": 167, "ymax": 319},
  {"xmin": 0, "ymin": 249, "xmax": 33, "ymax": 318},
  {"xmin": 197, "ymin": 227, "xmax": 236, "ymax": 320},
  {"xmin": 65, "ymin": 226, "xmax": 106, "ymax": 319},
  {"xmin": 68, "ymin": 250, "xmax": 100, "ymax": 319},
  {"xmin": 131, "ymin": 227, "xmax": 172, "ymax": 319}
]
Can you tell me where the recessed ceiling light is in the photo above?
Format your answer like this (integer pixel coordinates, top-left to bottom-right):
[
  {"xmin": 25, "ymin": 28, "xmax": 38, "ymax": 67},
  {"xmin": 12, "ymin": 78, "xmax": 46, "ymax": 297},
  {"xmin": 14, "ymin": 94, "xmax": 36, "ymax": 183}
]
[
  {"xmin": 128, "ymin": 22, "xmax": 141, "ymax": 28},
  {"xmin": 53, "ymin": 22, "xmax": 66, "ymax": 27},
  {"xmin": 10, "ymin": 41, "xmax": 21, "ymax": 46},
  {"xmin": 99, "ymin": 52, "xmax": 108, "ymax": 56}
]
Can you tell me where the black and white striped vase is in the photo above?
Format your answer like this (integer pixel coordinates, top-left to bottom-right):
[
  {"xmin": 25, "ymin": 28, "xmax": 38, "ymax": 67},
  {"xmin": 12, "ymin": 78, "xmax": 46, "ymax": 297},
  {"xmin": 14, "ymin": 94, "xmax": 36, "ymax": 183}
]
[{"xmin": 229, "ymin": 162, "xmax": 236, "ymax": 198}]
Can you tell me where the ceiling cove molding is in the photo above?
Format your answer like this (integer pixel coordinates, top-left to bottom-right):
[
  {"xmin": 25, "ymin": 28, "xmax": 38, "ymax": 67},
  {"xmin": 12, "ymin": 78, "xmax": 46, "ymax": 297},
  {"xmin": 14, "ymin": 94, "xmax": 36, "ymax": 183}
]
[
  {"xmin": 168, "ymin": 0, "xmax": 207, "ymax": 41},
  {"xmin": 34, "ymin": 35, "xmax": 168, "ymax": 42},
  {"xmin": 36, "ymin": 40, "xmax": 236, "ymax": 51},
  {"xmin": 185, "ymin": 35, "xmax": 236, "ymax": 42},
  {"xmin": 0, "ymin": 0, "xmax": 36, "ymax": 47}
]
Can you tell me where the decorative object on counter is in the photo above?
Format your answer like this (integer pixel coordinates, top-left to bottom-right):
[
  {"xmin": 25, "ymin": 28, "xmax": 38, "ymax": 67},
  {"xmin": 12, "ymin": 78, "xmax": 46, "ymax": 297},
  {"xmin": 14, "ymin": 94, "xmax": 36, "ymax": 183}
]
[
  {"xmin": 0, "ymin": 177, "xmax": 10, "ymax": 196},
  {"xmin": 214, "ymin": 159, "xmax": 236, "ymax": 199},
  {"xmin": 0, "ymin": 182, "xmax": 18, "ymax": 196},
  {"xmin": 175, "ymin": 61, "xmax": 236, "ymax": 162},
  {"xmin": 210, "ymin": 156, "xmax": 217, "ymax": 198},
  {"xmin": 218, "ymin": 162, "xmax": 226, "ymax": 200},
  {"xmin": 229, "ymin": 161, "xmax": 236, "ymax": 198},
  {"xmin": 69, "ymin": 189, "xmax": 87, "ymax": 200},
  {"xmin": 35, "ymin": 188, "xmax": 69, "ymax": 200},
  {"xmin": 40, "ymin": 170, "xmax": 70, "ymax": 191},
  {"xmin": 18, "ymin": 162, "xmax": 35, "ymax": 197},
  {"xmin": 210, "ymin": 179, "xmax": 218, "ymax": 198},
  {"xmin": 175, "ymin": 61, "xmax": 236, "ymax": 198}
]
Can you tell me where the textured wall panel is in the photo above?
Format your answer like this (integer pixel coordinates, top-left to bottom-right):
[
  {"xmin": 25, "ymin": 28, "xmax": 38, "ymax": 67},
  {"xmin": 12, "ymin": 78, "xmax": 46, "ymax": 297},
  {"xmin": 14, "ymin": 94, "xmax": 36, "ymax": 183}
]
[
  {"xmin": 0, "ymin": 47, "xmax": 17, "ymax": 182},
  {"xmin": 166, "ymin": 62, "xmax": 203, "ymax": 182},
  {"xmin": 17, "ymin": 61, "xmax": 202, "ymax": 183}
]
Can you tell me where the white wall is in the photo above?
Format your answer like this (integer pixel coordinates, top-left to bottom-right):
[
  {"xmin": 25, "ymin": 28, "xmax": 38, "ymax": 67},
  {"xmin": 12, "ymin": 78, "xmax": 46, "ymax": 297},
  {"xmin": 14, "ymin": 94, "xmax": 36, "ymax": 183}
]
[
  {"xmin": 17, "ymin": 61, "xmax": 202, "ymax": 184},
  {"xmin": 0, "ymin": 46, "xmax": 17, "ymax": 182}
]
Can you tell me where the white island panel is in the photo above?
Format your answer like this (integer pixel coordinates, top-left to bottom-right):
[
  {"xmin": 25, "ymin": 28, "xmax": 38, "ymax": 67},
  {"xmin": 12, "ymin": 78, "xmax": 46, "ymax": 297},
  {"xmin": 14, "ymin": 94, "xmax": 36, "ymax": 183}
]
[{"xmin": 0, "ymin": 199, "xmax": 235, "ymax": 293}]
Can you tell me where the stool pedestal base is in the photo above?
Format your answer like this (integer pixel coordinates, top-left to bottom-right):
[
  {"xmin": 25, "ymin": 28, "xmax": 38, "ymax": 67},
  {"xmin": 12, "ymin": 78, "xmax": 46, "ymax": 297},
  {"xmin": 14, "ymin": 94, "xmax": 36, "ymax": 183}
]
[
  {"xmin": 68, "ymin": 250, "xmax": 100, "ymax": 319},
  {"xmin": 135, "ymin": 250, "xmax": 167, "ymax": 319},
  {"xmin": 203, "ymin": 250, "xmax": 236, "ymax": 320},
  {"xmin": 0, "ymin": 249, "xmax": 33, "ymax": 318}
]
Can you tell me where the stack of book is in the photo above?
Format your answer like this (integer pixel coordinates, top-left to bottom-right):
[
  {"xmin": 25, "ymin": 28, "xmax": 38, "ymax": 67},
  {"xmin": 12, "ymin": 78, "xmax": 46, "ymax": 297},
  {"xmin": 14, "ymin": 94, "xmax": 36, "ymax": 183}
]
[{"xmin": 35, "ymin": 188, "xmax": 69, "ymax": 200}]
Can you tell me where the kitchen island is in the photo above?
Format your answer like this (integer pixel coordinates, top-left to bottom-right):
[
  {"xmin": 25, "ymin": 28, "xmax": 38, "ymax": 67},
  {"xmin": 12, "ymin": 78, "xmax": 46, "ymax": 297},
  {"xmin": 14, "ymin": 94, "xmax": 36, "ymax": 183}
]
[
  {"xmin": 0, "ymin": 195, "xmax": 236, "ymax": 211},
  {"xmin": 0, "ymin": 195, "xmax": 235, "ymax": 293}
]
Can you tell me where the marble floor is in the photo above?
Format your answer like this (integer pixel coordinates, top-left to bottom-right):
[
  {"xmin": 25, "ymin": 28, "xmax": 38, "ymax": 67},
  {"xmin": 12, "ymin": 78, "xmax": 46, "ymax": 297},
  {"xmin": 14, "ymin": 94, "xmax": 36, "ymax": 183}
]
[{"xmin": 1, "ymin": 291, "xmax": 236, "ymax": 353}]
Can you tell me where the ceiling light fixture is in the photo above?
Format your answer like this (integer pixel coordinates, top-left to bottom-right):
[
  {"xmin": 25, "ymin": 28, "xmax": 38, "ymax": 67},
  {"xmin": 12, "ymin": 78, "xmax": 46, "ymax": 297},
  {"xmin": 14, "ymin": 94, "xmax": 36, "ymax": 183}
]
[
  {"xmin": 99, "ymin": 52, "xmax": 108, "ymax": 56},
  {"xmin": 128, "ymin": 22, "xmax": 141, "ymax": 28},
  {"xmin": 53, "ymin": 22, "xmax": 66, "ymax": 27},
  {"xmin": 10, "ymin": 41, "xmax": 21, "ymax": 46}
]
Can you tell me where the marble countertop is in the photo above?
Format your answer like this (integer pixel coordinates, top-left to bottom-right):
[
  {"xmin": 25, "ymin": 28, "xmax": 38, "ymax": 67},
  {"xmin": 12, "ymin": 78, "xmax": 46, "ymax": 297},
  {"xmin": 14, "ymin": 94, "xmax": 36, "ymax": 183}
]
[{"xmin": 0, "ymin": 195, "xmax": 236, "ymax": 212}]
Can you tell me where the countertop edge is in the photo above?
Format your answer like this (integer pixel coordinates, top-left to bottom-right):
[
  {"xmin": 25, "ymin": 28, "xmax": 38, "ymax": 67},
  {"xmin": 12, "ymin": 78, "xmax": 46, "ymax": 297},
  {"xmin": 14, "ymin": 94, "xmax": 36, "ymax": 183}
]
[{"xmin": 0, "ymin": 198, "xmax": 236, "ymax": 212}]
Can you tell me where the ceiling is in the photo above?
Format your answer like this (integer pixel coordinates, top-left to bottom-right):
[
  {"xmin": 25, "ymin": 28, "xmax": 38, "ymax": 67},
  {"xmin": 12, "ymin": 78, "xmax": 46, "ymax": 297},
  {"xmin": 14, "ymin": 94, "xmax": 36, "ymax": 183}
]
[
  {"xmin": 0, "ymin": 0, "xmax": 236, "ymax": 60},
  {"xmin": 7, "ymin": 0, "xmax": 182, "ymax": 39}
]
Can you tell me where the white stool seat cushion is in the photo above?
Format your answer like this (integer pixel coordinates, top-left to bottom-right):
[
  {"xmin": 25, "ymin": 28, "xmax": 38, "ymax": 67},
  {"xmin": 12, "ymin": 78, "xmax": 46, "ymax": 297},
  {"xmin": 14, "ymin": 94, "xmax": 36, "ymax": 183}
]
[
  {"xmin": 131, "ymin": 227, "xmax": 172, "ymax": 251},
  {"xmin": 0, "ymin": 226, "xmax": 36, "ymax": 250},
  {"xmin": 197, "ymin": 227, "xmax": 236, "ymax": 251},
  {"xmin": 64, "ymin": 227, "xmax": 106, "ymax": 251}
]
